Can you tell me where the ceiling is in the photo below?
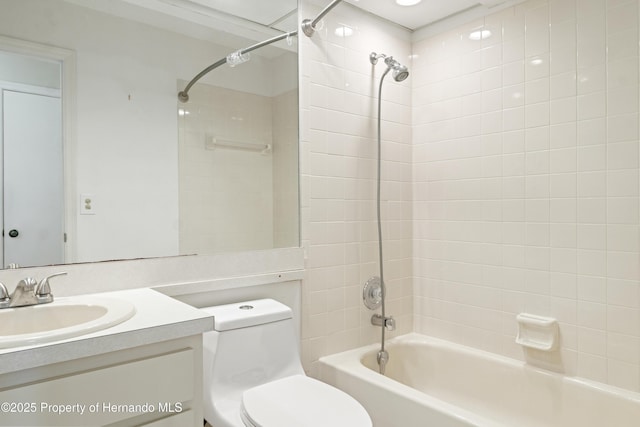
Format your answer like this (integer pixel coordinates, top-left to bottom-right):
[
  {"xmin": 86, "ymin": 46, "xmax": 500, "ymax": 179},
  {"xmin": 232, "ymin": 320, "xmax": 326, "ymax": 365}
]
[
  {"xmin": 66, "ymin": 0, "xmax": 522, "ymax": 53},
  {"xmin": 154, "ymin": 0, "xmax": 523, "ymax": 35},
  {"xmin": 183, "ymin": 0, "xmax": 519, "ymax": 32},
  {"xmin": 64, "ymin": 0, "xmax": 299, "ymax": 58},
  {"xmin": 311, "ymin": 0, "xmax": 519, "ymax": 31},
  {"xmin": 185, "ymin": 0, "xmax": 297, "ymax": 28}
]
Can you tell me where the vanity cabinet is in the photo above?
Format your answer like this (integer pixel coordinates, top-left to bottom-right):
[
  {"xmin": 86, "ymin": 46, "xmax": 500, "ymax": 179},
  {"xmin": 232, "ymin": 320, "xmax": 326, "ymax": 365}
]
[{"xmin": 0, "ymin": 335, "xmax": 203, "ymax": 426}]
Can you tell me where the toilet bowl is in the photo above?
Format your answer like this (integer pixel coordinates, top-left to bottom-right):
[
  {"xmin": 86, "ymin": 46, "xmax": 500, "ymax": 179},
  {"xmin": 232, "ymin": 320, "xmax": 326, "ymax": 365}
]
[{"xmin": 201, "ymin": 299, "xmax": 372, "ymax": 427}]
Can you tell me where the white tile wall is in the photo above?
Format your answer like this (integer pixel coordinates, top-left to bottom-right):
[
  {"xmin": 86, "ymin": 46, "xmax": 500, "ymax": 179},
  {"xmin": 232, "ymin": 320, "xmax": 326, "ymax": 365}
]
[
  {"xmin": 413, "ymin": 0, "xmax": 640, "ymax": 392},
  {"xmin": 299, "ymin": 2, "xmax": 413, "ymax": 376},
  {"xmin": 178, "ymin": 83, "xmax": 275, "ymax": 254},
  {"xmin": 273, "ymin": 90, "xmax": 300, "ymax": 248},
  {"xmin": 300, "ymin": 0, "xmax": 640, "ymax": 393}
]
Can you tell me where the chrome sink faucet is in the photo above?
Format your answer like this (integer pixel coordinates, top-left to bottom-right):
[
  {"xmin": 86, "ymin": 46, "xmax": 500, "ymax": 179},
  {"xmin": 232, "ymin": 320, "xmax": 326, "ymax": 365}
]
[{"xmin": 0, "ymin": 272, "xmax": 67, "ymax": 309}]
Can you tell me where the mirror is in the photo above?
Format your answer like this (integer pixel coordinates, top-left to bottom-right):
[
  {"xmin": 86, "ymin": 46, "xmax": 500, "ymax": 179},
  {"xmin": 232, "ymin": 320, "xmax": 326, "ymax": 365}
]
[{"xmin": 0, "ymin": 0, "xmax": 299, "ymax": 268}]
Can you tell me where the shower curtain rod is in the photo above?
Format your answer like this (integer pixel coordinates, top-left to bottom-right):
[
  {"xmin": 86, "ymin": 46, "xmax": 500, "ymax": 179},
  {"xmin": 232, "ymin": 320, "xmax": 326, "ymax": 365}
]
[
  {"xmin": 178, "ymin": 30, "xmax": 297, "ymax": 103},
  {"xmin": 301, "ymin": 0, "xmax": 343, "ymax": 37}
]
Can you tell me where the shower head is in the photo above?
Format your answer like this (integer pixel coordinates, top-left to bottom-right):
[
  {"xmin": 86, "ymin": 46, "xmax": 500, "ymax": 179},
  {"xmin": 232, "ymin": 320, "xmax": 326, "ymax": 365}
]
[
  {"xmin": 370, "ymin": 52, "xmax": 410, "ymax": 82},
  {"xmin": 393, "ymin": 64, "xmax": 409, "ymax": 82},
  {"xmin": 384, "ymin": 56, "xmax": 409, "ymax": 82}
]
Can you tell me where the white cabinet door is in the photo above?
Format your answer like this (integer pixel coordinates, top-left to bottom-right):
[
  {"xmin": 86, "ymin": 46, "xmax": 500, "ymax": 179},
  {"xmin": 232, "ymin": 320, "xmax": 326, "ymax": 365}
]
[{"xmin": 0, "ymin": 348, "xmax": 196, "ymax": 426}]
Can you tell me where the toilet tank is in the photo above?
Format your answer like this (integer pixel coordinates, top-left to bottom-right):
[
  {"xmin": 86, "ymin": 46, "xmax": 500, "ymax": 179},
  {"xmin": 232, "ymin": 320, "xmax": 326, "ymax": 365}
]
[{"xmin": 201, "ymin": 299, "xmax": 305, "ymax": 403}]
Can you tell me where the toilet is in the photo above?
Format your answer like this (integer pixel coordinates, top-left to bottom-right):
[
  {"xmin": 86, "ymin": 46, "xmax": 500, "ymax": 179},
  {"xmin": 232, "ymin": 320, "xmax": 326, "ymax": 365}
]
[{"xmin": 201, "ymin": 298, "xmax": 372, "ymax": 427}]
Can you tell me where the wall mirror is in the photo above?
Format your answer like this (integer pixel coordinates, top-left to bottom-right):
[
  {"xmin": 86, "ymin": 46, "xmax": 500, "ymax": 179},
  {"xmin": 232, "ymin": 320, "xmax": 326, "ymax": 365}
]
[{"xmin": 0, "ymin": 0, "xmax": 299, "ymax": 268}]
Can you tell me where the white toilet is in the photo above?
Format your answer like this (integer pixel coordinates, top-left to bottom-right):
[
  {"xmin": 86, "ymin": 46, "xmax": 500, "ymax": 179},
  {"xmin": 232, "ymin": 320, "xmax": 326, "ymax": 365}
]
[{"xmin": 201, "ymin": 298, "xmax": 372, "ymax": 427}]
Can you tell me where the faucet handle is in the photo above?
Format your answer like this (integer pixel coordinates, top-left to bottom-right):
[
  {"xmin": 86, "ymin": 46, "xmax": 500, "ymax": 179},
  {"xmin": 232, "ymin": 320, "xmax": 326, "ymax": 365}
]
[
  {"xmin": 385, "ymin": 316, "xmax": 396, "ymax": 331},
  {"xmin": 0, "ymin": 283, "xmax": 9, "ymax": 308},
  {"xmin": 36, "ymin": 272, "xmax": 67, "ymax": 298}
]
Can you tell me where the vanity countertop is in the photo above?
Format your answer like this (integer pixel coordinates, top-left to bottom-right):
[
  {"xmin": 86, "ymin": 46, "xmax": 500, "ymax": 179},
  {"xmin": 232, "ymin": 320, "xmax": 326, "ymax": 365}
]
[{"xmin": 0, "ymin": 288, "xmax": 213, "ymax": 375}]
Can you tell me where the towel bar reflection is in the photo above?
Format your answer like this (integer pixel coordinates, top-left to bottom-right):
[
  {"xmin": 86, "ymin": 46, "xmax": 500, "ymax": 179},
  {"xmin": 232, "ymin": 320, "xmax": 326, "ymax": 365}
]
[{"xmin": 205, "ymin": 136, "xmax": 272, "ymax": 155}]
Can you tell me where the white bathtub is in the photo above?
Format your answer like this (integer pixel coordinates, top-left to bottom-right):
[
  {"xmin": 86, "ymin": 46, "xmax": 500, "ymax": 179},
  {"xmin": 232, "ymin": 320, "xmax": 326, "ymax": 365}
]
[{"xmin": 319, "ymin": 333, "xmax": 640, "ymax": 427}]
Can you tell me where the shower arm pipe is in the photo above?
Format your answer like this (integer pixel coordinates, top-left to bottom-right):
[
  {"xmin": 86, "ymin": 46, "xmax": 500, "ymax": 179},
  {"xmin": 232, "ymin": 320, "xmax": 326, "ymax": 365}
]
[
  {"xmin": 301, "ymin": 0, "xmax": 343, "ymax": 37},
  {"xmin": 178, "ymin": 30, "xmax": 298, "ymax": 103}
]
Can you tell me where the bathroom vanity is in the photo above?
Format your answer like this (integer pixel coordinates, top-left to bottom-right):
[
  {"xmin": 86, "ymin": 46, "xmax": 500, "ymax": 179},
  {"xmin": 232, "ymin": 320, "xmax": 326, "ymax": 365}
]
[{"xmin": 0, "ymin": 288, "xmax": 213, "ymax": 426}]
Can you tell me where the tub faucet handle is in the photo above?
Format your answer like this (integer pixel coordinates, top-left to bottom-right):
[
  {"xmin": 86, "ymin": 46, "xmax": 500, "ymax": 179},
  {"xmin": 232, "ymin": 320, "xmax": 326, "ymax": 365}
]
[{"xmin": 385, "ymin": 316, "xmax": 396, "ymax": 331}]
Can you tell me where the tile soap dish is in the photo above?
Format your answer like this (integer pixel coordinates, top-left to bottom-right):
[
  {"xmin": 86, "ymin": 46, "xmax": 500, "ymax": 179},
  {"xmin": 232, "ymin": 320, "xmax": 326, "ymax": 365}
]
[{"xmin": 516, "ymin": 313, "xmax": 558, "ymax": 351}]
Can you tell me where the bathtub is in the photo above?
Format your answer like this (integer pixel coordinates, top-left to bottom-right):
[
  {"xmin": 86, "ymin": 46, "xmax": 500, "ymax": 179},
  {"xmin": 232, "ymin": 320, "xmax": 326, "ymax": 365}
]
[{"xmin": 319, "ymin": 333, "xmax": 640, "ymax": 427}]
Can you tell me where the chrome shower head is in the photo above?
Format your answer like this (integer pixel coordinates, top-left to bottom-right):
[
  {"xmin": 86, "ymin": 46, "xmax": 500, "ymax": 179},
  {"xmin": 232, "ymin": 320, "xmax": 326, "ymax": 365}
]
[
  {"xmin": 393, "ymin": 64, "xmax": 409, "ymax": 82},
  {"xmin": 371, "ymin": 52, "xmax": 410, "ymax": 82},
  {"xmin": 383, "ymin": 56, "xmax": 409, "ymax": 82}
]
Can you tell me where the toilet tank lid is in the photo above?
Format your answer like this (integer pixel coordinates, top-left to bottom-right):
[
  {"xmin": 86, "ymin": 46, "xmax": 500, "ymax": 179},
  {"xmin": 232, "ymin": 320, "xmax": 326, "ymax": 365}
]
[{"xmin": 200, "ymin": 299, "xmax": 292, "ymax": 331}]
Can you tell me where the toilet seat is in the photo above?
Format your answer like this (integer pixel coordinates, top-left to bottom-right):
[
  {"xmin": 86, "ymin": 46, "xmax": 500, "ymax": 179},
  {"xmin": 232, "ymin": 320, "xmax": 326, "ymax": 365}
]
[{"xmin": 240, "ymin": 375, "xmax": 372, "ymax": 427}]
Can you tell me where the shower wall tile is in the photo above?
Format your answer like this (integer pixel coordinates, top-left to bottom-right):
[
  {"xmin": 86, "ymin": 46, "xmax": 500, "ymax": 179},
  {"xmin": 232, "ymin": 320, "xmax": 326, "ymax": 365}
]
[
  {"xmin": 412, "ymin": 0, "xmax": 640, "ymax": 392},
  {"xmin": 178, "ymin": 84, "xmax": 275, "ymax": 254},
  {"xmin": 299, "ymin": 1, "xmax": 413, "ymax": 377},
  {"xmin": 300, "ymin": 0, "xmax": 640, "ymax": 394}
]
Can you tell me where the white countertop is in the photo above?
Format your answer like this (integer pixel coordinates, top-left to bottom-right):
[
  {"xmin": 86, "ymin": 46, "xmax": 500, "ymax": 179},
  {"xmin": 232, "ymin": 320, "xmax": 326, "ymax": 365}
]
[{"xmin": 0, "ymin": 288, "xmax": 213, "ymax": 375}]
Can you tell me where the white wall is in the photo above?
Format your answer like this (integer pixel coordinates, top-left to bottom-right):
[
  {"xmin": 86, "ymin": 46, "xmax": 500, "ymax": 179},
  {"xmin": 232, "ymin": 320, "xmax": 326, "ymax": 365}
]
[
  {"xmin": 413, "ymin": 0, "xmax": 640, "ymax": 392},
  {"xmin": 0, "ymin": 0, "xmax": 294, "ymax": 263}
]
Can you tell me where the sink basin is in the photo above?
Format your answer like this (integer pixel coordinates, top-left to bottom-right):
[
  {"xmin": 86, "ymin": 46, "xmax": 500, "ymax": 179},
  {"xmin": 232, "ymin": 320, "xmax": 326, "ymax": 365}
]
[{"xmin": 0, "ymin": 296, "xmax": 136, "ymax": 348}]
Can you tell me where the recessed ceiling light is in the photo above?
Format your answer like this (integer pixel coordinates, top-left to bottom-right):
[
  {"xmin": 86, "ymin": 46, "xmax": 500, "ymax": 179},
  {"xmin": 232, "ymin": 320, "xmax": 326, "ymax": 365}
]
[
  {"xmin": 469, "ymin": 29, "xmax": 491, "ymax": 41},
  {"xmin": 396, "ymin": 0, "xmax": 422, "ymax": 6}
]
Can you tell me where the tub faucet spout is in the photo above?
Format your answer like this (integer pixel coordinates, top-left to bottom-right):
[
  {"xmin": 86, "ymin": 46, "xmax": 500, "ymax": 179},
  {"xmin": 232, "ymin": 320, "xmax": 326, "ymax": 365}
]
[{"xmin": 371, "ymin": 313, "xmax": 396, "ymax": 331}]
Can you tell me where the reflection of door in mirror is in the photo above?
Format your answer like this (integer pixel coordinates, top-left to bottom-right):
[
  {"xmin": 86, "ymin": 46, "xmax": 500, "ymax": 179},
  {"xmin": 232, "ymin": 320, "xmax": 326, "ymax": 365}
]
[{"xmin": 0, "ymin": 52, "xmax": 64, "ymax": 268}]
